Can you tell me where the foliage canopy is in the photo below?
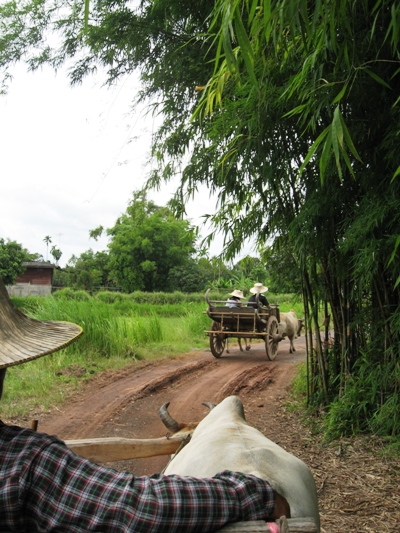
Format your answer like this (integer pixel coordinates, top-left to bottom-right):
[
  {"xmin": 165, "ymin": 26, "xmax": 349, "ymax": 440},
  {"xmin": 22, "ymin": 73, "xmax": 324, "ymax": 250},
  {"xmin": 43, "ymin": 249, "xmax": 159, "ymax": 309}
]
[{"xmin": 0, "ymin": 238, "xmax": 33, "ymax": 285}]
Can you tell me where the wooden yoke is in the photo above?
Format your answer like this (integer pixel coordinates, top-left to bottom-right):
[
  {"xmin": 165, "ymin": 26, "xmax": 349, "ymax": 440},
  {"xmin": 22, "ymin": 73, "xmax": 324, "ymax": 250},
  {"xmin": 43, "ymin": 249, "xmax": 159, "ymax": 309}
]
[{"xmin": 65, "ymin": 434, "xmax": 188, "ymax": 463}]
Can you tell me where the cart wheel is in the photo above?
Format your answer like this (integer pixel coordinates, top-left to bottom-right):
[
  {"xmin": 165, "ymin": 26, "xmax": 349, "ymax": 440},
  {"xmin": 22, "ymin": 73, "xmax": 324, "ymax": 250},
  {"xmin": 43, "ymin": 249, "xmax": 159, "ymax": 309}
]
[
  {"xmin": 265, "ymin": 316, "xmax": 279, "ymax": 361},
  {"xmin": 238, "ymin": 338, "xmax": 251, "ymax": 352},
  {"xmin": 210, "ymin": 321, "xmax": 226, "ymax": 358}
]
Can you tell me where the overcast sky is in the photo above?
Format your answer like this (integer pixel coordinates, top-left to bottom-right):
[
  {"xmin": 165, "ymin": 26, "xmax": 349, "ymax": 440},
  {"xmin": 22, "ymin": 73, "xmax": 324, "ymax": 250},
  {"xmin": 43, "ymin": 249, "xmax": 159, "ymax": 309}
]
[{"xmin": 0, "ymin": 64, "xmax": 240, "ymax": 268}]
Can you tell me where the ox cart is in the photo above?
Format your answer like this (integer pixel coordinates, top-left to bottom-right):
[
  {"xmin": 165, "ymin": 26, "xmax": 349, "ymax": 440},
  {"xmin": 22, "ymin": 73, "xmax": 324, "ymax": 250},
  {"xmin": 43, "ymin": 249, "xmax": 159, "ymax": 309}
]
[{"xmin": 204, "ymin": 289, "xmax": 282, "ymax": 360}]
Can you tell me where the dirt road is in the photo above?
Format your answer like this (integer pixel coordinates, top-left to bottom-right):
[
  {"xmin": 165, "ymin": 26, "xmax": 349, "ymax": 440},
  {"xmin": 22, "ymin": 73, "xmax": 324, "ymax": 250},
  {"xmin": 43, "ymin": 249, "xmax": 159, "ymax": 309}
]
[
  {"xmin": 40, "ymin": 337, "xmax": 302, "ymax": 475},
  {"xmin": 38, "ymin": 336, "xmax": 399, "ymax": 532}
]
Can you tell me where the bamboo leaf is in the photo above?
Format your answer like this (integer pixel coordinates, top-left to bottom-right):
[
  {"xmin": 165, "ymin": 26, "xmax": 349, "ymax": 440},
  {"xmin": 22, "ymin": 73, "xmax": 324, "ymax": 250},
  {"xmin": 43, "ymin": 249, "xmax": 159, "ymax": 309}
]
[
  {"xmin": 339, "ymin": 112, "xmax": 362, "ymax": 163},
  {"xmin": 331, "ymin": 82, "xmax": 348, "ymax": 104},
  {"xmin": 283, "ymin": 103, "xmax": 308, "ymax": 118},
  {"xmin": 340, "ymin": 146, "xmax": 355, "ymax": 179},
  {"xmin": 320, "ymin": 128, "xmax": 334, "ymax": 181},
  {"xmin": 388, "ymin": 236, "xmax": 400, "ymax": 267},
  {"xmin": 330, "ymin": 107, "xmax": 344, "ymax": 177},
  {"xmin": 223, "ymin": 26, "xmax": 236, "ymax": 73},
  {"xmin": 298, "ymin": 125, "xmax": 330, "ymax": 176},
  {"xmin": 364, "ymin": 67, "xmax": 391, "ymax": 89},
  {"xmin": 391, "ymin": 165, "xmax": 400, "ymax": 183},
  {"xmin": 234, "ymin": 6, "xmax": 258, "ymax": 87},
  {"xmin": 263, "ymin": 0, "xmax": 272, "ymax": 42},
  {"xmin": 332, "ymin": 106, "xmax": 344, "ymax": 147}
]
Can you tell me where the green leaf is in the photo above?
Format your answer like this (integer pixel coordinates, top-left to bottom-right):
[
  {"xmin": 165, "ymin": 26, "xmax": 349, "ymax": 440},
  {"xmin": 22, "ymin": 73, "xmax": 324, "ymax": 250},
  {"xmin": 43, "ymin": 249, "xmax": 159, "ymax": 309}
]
[
  {"xmin": 331, "ymin": 82, "xmax": 348, "ymax": 105},
  {"xmin": 298, "ymin": 125, "xmax": 330, "ymax": 177},
  {"xmin": 320, "ymin": 128, "xmax": 334, "ymax": 181},
  {"xmin": 330, "ymin": 106, "xmax": 343, "ymax": 177},
  {"xmin": 388, "ymin": 235, "xmax": 400, "ymax": 266},
  {"xmin": 340, "ymin": 112, "xmax": 362, "ymax": 163},
  {"xmin": 391, "ymin": 166, "xmax": 400, "ymax": 183},
  {"xmin": 364, "ymin": 68, "xmax": 391, "ymax": 89},
  {"xmin": 233, "ymin": 6, "xmax": 258, "ymax": 87}
]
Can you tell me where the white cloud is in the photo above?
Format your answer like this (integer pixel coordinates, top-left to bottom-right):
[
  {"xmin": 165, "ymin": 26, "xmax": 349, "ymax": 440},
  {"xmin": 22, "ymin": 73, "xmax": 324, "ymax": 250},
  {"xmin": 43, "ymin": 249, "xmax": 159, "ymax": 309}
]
[{"xmin": 0, "ymin": 64, "xmax": 255, "ymax": 268}]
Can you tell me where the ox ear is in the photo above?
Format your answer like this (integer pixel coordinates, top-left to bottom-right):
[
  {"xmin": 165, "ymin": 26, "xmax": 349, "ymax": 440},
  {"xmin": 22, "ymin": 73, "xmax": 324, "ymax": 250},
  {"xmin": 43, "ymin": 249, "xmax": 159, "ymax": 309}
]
[{"xmin": 202, "ymin": 402, "xmax": 216, "ymax": 410}]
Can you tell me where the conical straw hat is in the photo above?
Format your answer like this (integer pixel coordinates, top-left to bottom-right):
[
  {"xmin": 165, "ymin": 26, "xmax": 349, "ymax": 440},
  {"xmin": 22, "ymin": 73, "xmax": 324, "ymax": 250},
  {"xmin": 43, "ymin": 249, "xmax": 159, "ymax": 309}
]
[{"xmin": 0, "ymin": 276, "xmax": 83, "ymax": 369}]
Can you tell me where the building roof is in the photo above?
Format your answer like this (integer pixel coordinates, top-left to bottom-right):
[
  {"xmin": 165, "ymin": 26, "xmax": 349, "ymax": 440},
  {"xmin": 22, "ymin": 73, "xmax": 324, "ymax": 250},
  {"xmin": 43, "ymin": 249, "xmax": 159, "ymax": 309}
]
[{"xmin": 22, "ymin": 261, "xmax": 57, "ymax": 269}]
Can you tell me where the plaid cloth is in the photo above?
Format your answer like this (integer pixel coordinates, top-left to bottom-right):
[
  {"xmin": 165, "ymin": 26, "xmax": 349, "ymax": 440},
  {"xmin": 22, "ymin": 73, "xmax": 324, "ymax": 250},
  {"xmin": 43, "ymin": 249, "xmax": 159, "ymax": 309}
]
[{"xmin": 0, "ymin": 422, "xmax": 275, "ymax": 532}]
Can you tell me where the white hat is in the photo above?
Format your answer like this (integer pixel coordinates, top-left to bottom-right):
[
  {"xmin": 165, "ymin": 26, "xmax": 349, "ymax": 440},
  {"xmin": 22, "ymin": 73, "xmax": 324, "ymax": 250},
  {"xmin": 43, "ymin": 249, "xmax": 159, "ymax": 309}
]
[
  {"xmin": 249, "ymin": 283, "xmax": 268, "ymax": 294},
  {"xmin": 229, "ymin": 289, "xmax": 245, "ymax": 299},
  {"xmin": 0, "ymin": 276, "xmax": 83, "ymax": 369}
]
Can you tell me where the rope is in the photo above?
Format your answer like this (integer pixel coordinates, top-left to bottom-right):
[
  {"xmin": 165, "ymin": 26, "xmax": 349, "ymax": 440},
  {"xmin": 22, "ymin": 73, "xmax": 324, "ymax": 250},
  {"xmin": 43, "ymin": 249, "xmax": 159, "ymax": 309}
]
[{"xmin": 161, "ymin": 434, "xmax": 192, "ymax": 474}]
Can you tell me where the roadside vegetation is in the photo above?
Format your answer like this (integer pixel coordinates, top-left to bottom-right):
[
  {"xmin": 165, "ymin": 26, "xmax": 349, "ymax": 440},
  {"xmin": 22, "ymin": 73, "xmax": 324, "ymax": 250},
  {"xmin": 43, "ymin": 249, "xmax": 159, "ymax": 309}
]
[{"xmin": 2, "ymin": 290, "xmax": 302, "ymax": 421}]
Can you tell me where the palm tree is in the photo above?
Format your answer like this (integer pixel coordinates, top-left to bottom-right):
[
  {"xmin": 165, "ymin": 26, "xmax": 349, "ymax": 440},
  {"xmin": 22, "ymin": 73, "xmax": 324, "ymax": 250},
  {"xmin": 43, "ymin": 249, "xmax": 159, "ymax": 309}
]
[{"xmin": 43, "ymin": 236, "xmax": 52, "ymax": 261}]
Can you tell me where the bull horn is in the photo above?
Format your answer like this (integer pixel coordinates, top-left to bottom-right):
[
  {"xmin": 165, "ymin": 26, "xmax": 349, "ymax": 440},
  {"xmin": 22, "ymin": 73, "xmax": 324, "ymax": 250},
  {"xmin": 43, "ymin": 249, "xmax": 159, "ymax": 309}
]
[
  {"xmin": 159, "ymin": 402, "xmax": 180, "ymax": 433},
  {"xmin": 202, "ymin": 401, "xmax": 216, "ymax": 410}
]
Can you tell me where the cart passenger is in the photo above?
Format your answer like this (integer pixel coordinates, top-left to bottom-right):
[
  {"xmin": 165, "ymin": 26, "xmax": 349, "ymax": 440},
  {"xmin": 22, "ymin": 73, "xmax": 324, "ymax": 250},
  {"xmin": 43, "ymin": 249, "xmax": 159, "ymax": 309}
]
[
  {"xmin": 226, "ymin": 289, "xmax": 246, "ymax": 308},
  {"xmin": 0, "ymin": 276, "xmax": 284, "ymax": 532},
  {"xmin": 248, "ymin": 283, "xmax": 271, "ymax": 309}
]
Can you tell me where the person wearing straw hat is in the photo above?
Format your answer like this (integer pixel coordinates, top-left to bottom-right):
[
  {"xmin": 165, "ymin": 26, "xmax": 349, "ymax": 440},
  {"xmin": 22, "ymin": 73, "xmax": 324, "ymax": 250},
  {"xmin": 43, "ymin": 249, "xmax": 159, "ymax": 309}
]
[
  {"xmin": 0, "ymin": 276, "xmax": 284, "ymax": 531},
  {"xmin": 248, "ymin": 282, "xmax": 271, "ymax": 309},
  {"xmin": 226, "ymin": 289, "xmax": 246, "ymax": 308}
]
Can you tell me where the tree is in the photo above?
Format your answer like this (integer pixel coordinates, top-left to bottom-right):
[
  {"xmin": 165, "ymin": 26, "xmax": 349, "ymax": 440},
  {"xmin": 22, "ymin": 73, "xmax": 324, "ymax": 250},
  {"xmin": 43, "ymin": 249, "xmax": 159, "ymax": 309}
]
[
  {"xmin": 167, "ymin": 260, "xmax": 209, "ymax": 293},
  {"xmin": 50, "ymin": 246, "xmax": 62, "ymax": 266},
  {"xmin": 89, "ymin": 226, "xmax": 104, "ymax": 241},
  {"xmin": 0, "ymin": 238, "xmax": 32, "ymax": 285},
  {"xmin": 107, "ymin": 191, "xmax": 198, "ymax": 292},
  {"xmin": 67, "ymin": 249, "xmax": 112, "ymax": 291},
  {"xmin": 43, "ymin": 235, "xmax": 52, "ymax": 261}
]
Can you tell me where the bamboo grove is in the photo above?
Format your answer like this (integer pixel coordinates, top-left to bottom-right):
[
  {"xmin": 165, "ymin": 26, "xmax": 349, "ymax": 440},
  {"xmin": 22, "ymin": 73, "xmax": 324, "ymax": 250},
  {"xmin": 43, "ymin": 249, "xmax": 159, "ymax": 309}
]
[{"xmin": 196, "ymin": 0, "xmax": 400, "ymax": 438}]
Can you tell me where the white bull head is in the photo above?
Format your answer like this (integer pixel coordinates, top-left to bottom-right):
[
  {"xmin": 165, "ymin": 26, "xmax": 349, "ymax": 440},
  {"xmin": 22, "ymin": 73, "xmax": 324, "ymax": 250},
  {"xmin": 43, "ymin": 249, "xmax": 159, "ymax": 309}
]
[{"xmin": 163, "ymin": 395, "xmax": 320, "ymax": 532}]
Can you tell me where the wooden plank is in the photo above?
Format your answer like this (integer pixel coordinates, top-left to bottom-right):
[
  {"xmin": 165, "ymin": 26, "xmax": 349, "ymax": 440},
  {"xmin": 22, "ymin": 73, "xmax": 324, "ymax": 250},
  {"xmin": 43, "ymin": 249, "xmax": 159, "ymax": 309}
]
[
  {"xmin": 217, "ymin": 522, "xmax": 268, "ymax": 532},
  {"xmin": 65, "ymin": 435, "xmax": 186, "ymax": 463},
  {"xmin": 218, "ymin": 517, "xmax": 317, "ymax": 532}
]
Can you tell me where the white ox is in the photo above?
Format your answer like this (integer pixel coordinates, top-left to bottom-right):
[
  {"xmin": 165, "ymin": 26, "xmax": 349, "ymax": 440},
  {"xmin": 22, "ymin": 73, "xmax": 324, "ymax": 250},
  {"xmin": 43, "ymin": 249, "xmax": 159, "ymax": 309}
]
[
  {"xmin": 163, "ymin": 396, "xmax": 320, "ymax": 531},
  {"xmin": 278, "ymin": 310, "xmax": 304, "ymax": 353}
]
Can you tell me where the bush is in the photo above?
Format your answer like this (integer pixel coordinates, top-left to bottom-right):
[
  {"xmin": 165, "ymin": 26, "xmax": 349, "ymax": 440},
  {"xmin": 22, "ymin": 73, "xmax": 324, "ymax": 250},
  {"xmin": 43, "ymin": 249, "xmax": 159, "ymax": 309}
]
[
  {"xmin": 95, "ymin": 291, "xmax": 127, "ymax": 304},
  {"xmin": 53, "ymin": 288, "xmax": 92, "ymax": 301}
]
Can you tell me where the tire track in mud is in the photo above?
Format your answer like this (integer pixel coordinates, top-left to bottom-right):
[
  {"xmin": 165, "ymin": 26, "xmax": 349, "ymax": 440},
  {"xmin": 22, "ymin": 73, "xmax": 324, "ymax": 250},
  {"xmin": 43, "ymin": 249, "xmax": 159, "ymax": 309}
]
[{"xmin": 40, "ymin": 356, "xmax": 214, "ymax": 439}]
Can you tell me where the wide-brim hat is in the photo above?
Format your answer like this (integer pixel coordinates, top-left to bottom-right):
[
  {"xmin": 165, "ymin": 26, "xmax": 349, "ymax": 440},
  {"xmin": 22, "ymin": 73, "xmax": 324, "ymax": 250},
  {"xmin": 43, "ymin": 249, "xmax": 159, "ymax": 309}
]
[
  {"xmin": 249, "ymin": 283, "xmax": 268, "ymax": 294},
  {"xmin": 229, "ymin": 289, "xmax": 245, "ymax": 299},
  {"xmin": 0, "ymin": 276, "xmax": 83, "ymax": 369}
]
